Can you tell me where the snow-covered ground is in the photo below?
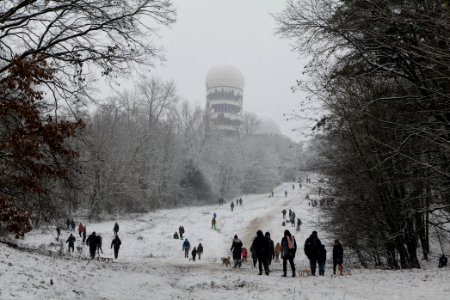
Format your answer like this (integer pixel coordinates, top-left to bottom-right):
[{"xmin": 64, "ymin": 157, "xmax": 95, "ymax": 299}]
[{"xmin": 1, "ymin": 173, "xmax": 450, "ymax": 299}]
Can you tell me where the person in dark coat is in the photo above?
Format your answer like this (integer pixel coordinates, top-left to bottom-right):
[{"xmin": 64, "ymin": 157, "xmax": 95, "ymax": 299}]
[
  {"xmin": 70, "ymin": 219, "xmax": 76, "ymax": 231},
  {"xmin": 96, "ymin": 234, "xmax": 103, "ymax": 255},
  {"xmin": 197, "ymin": 243, "xmax": 203, "ymax": 260},
  {"xmin": 182, "ymin": 239, "xmax": 190, "ymax": 258},
  {"xmin": 86, "ymin": 232, "xmax": 98, "ymax": 259},
  {"xmin": 66, "ymin": 218, "xmax": 70, "ymax": 230},
  {"xmin": 191, "ymin": 247, "xmax": 197, "ymax": 261},
  {"xmin": 179, "ymin": 226, "xmax": 185, "ymax": 239},
  {"xmin": 82, "ymin": 227, "xmax": 87, "ymax": 243},
  {"xmin": 282, "ymin": 209, "xmax": 287, "ymax": 219},
  {"xmin": 251, "ymin": 230, "xmax": 270, "ymax": 275},
  {"xmin": 230, "ymin": 201, "xmax": 235, "ymax": 212},
  {"xmin": 304, "ymin": 231, "xmax": 322, "ymax": 276},
  {"xmin": 66, "ymin": 233, "xmax": 76, "ymax": 252},
  {"xmin": 281, "ymin": 229, "xmax": 297, "ymax": 277},
  {"xmin": 318, "ymin": 244, "xmax": 327, "ymax": 276},
  {"xmin": 173, "ymin": 232, "xmax": 179, "ymax": 239},
  {"xmin": 439, "ymin": 254, "xmax": 448, "ymax": 268},
  {"xmin": 230, "ymin": 235, "xmax": 243, "ymax": 268},
  {"xmin": 56, "ymin": 227, "xmax": 61, "ymax": 241},
  {"xmin": 250, "ymin": 244, "xmax": 257, "ymax": 267},
  {"xmin": 265, "ymin": 232, "xmax": 275, "ymax": 270},
  {"xmin": 333, "ymin": 239, "xmax": 344, "ymax": 275},
  {"xmin": 111, "ymin": 235, "xmax": 122, "ymax": 259},
  {"xmin": 113, "ymin": 222, "xmax": 119, "ymax": 236}
]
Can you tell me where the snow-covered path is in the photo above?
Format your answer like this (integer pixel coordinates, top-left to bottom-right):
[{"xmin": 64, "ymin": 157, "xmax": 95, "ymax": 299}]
[{"xmin": 1, "ymin": 173, "xmax": 450, "ymax": 299}]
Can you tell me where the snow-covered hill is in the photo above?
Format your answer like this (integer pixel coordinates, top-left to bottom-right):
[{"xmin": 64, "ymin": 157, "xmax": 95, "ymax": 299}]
[{"xmin": 1, "ymin": 173, "xmax": 450, "ymax": 299}]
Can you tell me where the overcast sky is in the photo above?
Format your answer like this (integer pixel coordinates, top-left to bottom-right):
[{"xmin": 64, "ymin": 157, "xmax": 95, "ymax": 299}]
[{"xmin": 150, "ymin": 0, "xmax": 308, "ymax": 141}]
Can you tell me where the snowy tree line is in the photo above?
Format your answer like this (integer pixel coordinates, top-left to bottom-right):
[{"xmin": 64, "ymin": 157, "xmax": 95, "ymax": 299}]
[
  {"xmin": 277, "ymin": 0, "xmax": 450, "ymax": 269},
  {"xmin": 72, "ymin": 78, "xmax": 302, "ymax": 219}
]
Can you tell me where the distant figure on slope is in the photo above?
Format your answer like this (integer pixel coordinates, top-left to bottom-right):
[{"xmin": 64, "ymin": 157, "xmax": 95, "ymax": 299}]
[
  {"xmin": 439, "ymin": 254, "xmax": 448, "ymax": 268},
  {"xmin": 70, "ymin": 219, "xmax": 76, "ymax": 231},
  {"xmin": 285, "ymin": 190, "xmax": 288, "ymax": 197},
  {"xmin": 197, "ymin": 243, "xmax": 203, "ymax": 260},
  {"xmin": 56, "ymin": 227, "xmax": 61, "ymax": 241},
  {"xmin": 113, "ymin": 222, "xmax": 119, "ymax": 236},
  {"xmin": 282, "ymin": 209, "xmax": 287, "ymax": 219},
  {"xmin": 86, "ymin": 232, "xmax": 98, "ymax": 259},
  {"xmin": 292, "ymin": 184, "xmax": 295, "ymax": 190},
  {"xmin": 78, "ymin": 223, "xmax": 84, "ymax": 237},
  {"xmin": 66, "ymin": 233, "xmax": 76, "ymax": 253},
  {"xmin": 82, "ymin": 226, "xmax": 87, "ymax": 243},
  {"xmin": 250, "ymin": 243, "xmax": 257, "ymax": 267},
  {"xmin": 333, "ymin": 239, "xmax": 344, "ymax": 275},
  {"xmin": 271, "ymin": 190, "xmax": 274, "ymax": 197},
  {"xmin": 318, "ymin": 244, "xmax": 327, "ymax": 276},
  {"xmin": 66, "ymin": 218, "xmax": 70, "ymax": 230},
  {"xmin": 304, "ymin": 231, "xmax": 322, "ymax": 276},
  {"xmin": 230, "ymin": 235, "xmax": 243, "ymax": 268},
  {"xmin": 96, "ymin": 234, "xmax": 103, "ymax": 255},
  {"xmin": 211, "ymin": 218, "xmax": 217, "ymax": 230},
  {"xmin": 191, "ymin": 247, "xmax": 197, "ymax": 262},
  {"xmin": 182, "ymin": 239, "xmax": 190, "ymax": 258},
  {"xmin": 230, "ymin": 201, "xmax": 235, "ymax": 212},
  {"xmin": 173, "ymin": 232, "xmax": 179, "ymax": 239},
  {"xmin": 281, "ymin": 230, "xmax": 297, "ymax": 277},
  {"xmin": 179, "ymin": 226, "xmax": 185, "ymax": 239},
  {"xmin": 251, "ymin": 230, "xmax": 270, "ymax": 275},
  {"xmin": 111, "ymin": 235, "xmax": 122, "ymax": 259},
  {"xmin": 296, "ymin": 218, "xmax": 302, "ymax": 232}
]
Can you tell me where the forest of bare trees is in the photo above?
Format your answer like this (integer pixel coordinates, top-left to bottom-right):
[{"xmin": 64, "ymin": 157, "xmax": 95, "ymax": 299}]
[{"xmin": 277, "ymin": 0, "xmax": 450, "ymax": 269}]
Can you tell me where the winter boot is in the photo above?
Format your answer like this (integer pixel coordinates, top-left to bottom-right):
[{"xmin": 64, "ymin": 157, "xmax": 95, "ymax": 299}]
[{"xmin": 292, "ymin": 269, "xmax": 296, "ymax": 277}]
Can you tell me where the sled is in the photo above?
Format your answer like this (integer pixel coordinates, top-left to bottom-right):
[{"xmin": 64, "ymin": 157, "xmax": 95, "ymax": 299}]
[{"xmin": 97, "ymin": 256, "xmax": 114, "ymax": 263}]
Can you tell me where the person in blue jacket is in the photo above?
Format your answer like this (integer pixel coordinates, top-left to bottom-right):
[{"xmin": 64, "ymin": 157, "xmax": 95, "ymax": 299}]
[{"xmin": 182, "ymin": 238, "xmax": 190, "ymax": 258}]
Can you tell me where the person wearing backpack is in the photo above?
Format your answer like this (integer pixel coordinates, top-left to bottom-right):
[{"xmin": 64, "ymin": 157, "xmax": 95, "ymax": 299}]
[
  {"xmin": 281, "ymin": 229, "xmax": 297, "ymax": 277},
  {"xmin": 304, "ymin": 231, "xmax": 322, "ymax": 276}
]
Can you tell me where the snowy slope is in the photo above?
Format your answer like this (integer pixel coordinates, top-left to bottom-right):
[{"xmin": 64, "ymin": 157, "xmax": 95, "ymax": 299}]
[{"xmin": 1, "ymin": 172, "xmax": 450, "ymax": 299}]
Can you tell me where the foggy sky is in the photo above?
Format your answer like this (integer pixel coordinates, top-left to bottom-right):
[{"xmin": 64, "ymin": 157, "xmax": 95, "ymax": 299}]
[{"xmin": 152, "ymin": 0, "xmax": 307, "ymax": 141}]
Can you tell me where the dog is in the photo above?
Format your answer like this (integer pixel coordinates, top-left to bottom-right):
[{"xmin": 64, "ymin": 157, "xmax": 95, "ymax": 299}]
[
  {"xmin": 76, "ymin": 245, "xmax": 83, "ymax": 254},
  {"xmin": 299, "ymin": 268, "xmax": 311, "ymax": 277},
  {"xmin": 221, "ymin": 256, "xmax": 231, "ymax": 267}
]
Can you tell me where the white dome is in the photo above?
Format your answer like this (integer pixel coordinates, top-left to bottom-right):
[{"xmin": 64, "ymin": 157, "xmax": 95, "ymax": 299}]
[{"xmin": 205, "ymin": 65, "xmax": 245, "ymax": 90}]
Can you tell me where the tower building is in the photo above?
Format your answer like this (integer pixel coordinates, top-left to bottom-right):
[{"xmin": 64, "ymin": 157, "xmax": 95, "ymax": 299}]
[{"xmin": 205, "ymin": 65, "xmax": 244, "ymax": 134}]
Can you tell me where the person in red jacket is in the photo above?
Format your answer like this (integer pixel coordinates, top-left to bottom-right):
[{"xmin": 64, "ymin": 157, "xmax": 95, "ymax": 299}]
[
  {"xmin": 78, "ymin": 223, "xmax": 84, "ymax": 237},
  {"xmin": 242, "ymin": 247, "xmax": 248, "ymax": 262}
]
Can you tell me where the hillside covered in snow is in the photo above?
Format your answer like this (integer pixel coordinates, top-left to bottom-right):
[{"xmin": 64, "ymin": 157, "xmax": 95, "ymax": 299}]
[{"xmin": 1, "ymin": 173, "xmax": 450, "ymax": 299}]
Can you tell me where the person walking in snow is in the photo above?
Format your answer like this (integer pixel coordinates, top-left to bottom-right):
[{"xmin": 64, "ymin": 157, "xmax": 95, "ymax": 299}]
[
  {"xmin": 173, "ymin": 232, "xmax": 179, "ymax": 239},
  {"xmin": 56, "ymin": 227, "xmax": 61, "ymax": 241},
  {"xmin": 96, "ymin": 234, "xmax": 103, "ymax": 255},
  {"xmin": 66, "ymin": 218, "xmax": 70, "ymax": 230},
  {"xmin": 211, "ymin": 218, "xmax": 217, "ymax": 230},
  {"xmin": 285, "ymin": 190, "xmax": 288, "ymax": 197},
  {"xmin": 318, "ymin": 244, "xmax": 327, "ymax": 276},
  {"xmin": 241, "ymin": 247, "xmax": 248, "ymax": 262},
  {"xmin": 70, "ymin": 219, "xmax": 76, "ymax": 231},
  {"xmin": 296, "ymin": 218, "xmax": 302, "ymax": 232},
  {"xmin": 282, "ymin": 209, "xmax": 287, "ymax": 219},
  {"xmin": 78, "ymin": 223, "xmax": 84, "ymax": 237},
  {"xmin": 265, "ymin": 232, "xmax": 275, "ymax": 271},
  {"xmin": 86, "ymin": 232, "xmax": 98, "ymax": 259},
  {"xmin": 230, "ymin": 235, "xmax": 243, "ymax": 268},
  {"xmin": 179, "ymin": 226, "xmax": 185, "ymax": 239},
  {"xmin": 230, "ymin": 201, "xmax": 235, "ymax": 212},
  {"xmin": 191, "ymin": 247, "xmax": 197, "ymax": 261},
  {"xmin": 197, "ymin": 243, "xmax": 203, "ymax": 260},
  {"xmin": 66, "ymin": 233, "xmax": 76, "ymax": 253},
  {"xmin": 304, "ymin": 231, "xmax": 322, "ymax": 276},
  {"xmin": 251, "ymin": 230, "xmax": 270, "ymax": 275},
  {"xmin": 182, "ymin": 238, "xmax": 190, "ymax": 258},
  {"xmin": 292, "ymin": 184, "xmax": 295, "ymax": 190},
  {"xmin": 281, "ymin": 229, "xmax": 297, "ymax": 277},
  {"xmin": 111, "ymin": 235, "xmax": 122, "ymax": 259},
  {"xmin": 250, "ymin": 244, "xmax": 257, "ymax": 267},
  {"xmin": 239, "ymin": 198, "xmax": 243, "ymax": 205},
  {"xmin": 333, "ymin": 239, "xmax": 344, "ymax": 275},
  {"xmin": 113, "ymin": 222, "xmax": 119, "ymax": 236},
  {"xmin": 82, "ymin": 226, "xmax": 87, "ymax": 243}
]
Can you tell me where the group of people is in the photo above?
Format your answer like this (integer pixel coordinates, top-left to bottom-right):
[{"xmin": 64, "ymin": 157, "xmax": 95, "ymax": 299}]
[
  {"xmin": 281, "ymin": 209, "xmax": 301, "ymax": 231},
  {"xmin": 173, "ymin": 226, "xmax": 185, "ymax": 239},
  {"xmin": 304, "ymin": 231, "xmax": 344, "ymax": 276},
  {"xmin": 230, "ymin": 198, "xmax": 243, "ymax": 211},
  {"xmin": 182, "ymin": 238, "xmax": 204, "ymax": 262},
  {"xmin": 64, "ymin": 221, "xmax": 122, "ymax": 260}
]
